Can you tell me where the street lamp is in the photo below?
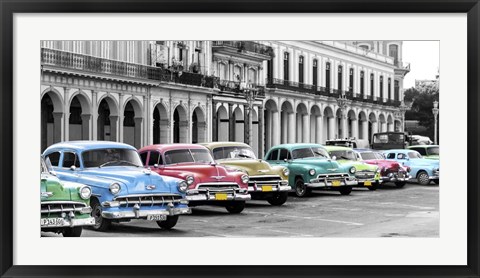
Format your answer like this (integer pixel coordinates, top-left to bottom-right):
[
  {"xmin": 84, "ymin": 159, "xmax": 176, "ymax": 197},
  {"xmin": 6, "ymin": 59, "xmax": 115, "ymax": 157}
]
[
  {"xmin": 336, "ymin": 93, "xmax": 348, "ymax": 138},
  {"xmin": 241, "ymin": 81, "xmax": 260, "ymax": 145},
  {"xmin": 432, "ymin": 100, "xmax": 439, "ymax": 145}
]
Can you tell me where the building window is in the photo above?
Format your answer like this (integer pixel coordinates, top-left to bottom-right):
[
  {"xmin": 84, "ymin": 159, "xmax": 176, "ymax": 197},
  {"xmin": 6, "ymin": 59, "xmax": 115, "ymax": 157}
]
[
  {"xmin": 298, "ymin": 56, "xmax": 304, "ymax": 84},
  {"xmin": 360, "ymin": 71, "xmax": 365, "ymax": 96},
  {"xmin": 312, "ymin": 59, "xmax": 318, "ymax": 88},
  {"xmin": 283, "ymin": 52, "xmax": 289, "ymax": 81},
  {"xmin": 380, "ymin": 76, "xmax": 384, "ymax": 99},
  {"xmin": 388, "ymin": 78, "xmax": 392, "ymax": 99},
  {"xmin": 389, "ymin": 44, "xmax": 399, "ymax": 66},
  {"xmin": 267, "ymin": 59, "xmax": 273, "ymax": 83},
  {"xmin": 359, "ymin": 44, "xmax": 369, "ymax": 50},
  {"xmin": 394, "ymin": 80, "xmax": 400, "ymax": 101},
  {"xmin": 338, "ymin": 65, "xmax": 343, "ymax": 92},
  {"xmin": 349, "ymin": 68, "xmax": 354, "ymax": 92},
  {"xmin": 370, "ymin": 73, "xmax": 374, "ymax": 96},
  {"xmin": 325, "ymin": 62, "xmax": 331, "ymax": 91}
]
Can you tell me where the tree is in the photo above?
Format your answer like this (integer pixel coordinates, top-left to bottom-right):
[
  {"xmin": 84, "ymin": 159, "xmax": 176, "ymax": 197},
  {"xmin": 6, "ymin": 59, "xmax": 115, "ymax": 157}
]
[{"xmin": 404, "ymin": 84, "xmax": 439, "ymax": 142}]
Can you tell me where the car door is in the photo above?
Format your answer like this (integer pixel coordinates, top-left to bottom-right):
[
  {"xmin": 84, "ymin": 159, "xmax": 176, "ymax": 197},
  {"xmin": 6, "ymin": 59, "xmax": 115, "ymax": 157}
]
[
  {"xmin": 276, "ymin": 148, "xmax": 290, "ymax": 166},
  {"xmin": 57, "ymin": 150, "xmax": 81, "ymax": 183},
  {"xmin": 265, "ymin": 148, "xmax": 279, "ymax": 164}
]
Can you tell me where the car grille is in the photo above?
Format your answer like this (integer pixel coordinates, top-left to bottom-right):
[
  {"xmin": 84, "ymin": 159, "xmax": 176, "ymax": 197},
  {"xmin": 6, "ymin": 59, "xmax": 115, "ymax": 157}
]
[
  {"xmin": 355, "ymin": 171, "xmax": 375, "ymax": 179},
  {"xmin": 317, "ymin": 173, "xmax": 350, "ymax": 180},
  {"xmin": 114, "ymin": 194, "xmax": 184, "ymax": 207},
  {"xmin": 197, "ymin": 183, "xmax": 240, "ymax": 191},
  {"xmin": 41, "ymin": 201, "xmax": 88, "ymax": 214},
  {"xmin": 248, "ymin": 175, "xmax": 282, "ymax": 185}
]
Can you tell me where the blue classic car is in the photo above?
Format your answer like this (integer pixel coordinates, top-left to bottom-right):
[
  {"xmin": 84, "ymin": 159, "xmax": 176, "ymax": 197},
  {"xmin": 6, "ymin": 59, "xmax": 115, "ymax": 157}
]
[
  {"xmin": 265, "ymin": 144, "xmax": 357, "ymax": 197},
  {"xmin": 383, "ymin": 149, "xmax": 439, "ymax": 185},
  {"xmin": 42, "ymin": 141, "xmax": 191, "ymax": 231}
]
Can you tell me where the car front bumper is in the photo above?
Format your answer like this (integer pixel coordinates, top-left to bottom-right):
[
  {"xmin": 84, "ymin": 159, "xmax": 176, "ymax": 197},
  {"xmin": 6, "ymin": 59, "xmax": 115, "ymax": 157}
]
[
  {"xmin": 248, "ymin": 181, "xmax": 291, "ymax": 193},
  {"xmin": 381, "ymin": 173, "xmax": 411, "ymax": 182},
  {"xmin": 186, "ymin": 188, "xmax": 251, "ymax": 202},
  {"xmin": 41, "ymin": 216, "xmax": 95, "ymax": 228},
  {"xmin": 101, "ymin": 206, "xmax": 191, "ymax": 219},
  {"xmin": 306, "ymin": 177, "xmax": 357, "ymax": 188}
]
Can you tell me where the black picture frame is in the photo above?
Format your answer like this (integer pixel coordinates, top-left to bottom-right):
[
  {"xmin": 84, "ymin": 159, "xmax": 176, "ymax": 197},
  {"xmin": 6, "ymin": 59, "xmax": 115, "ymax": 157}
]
[{"xmin": 1, "ymin": 1, "xmax": 479, "ymax": 277}]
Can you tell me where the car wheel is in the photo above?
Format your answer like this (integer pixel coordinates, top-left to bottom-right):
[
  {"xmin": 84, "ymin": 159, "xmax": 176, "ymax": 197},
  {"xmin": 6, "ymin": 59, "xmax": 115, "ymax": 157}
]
[
  {"xmin": 294, "ymin": 178, "xmax": 311, "ymax": 197},
  {"xmin": 433, "ymin": 180, "xmax": 439, "ymax": 185},
  {"xmin": 339, "ymin": 186, "xmax": 352, "ymax": 195},
  {"xmin": 225, "ymin": 201, "xmax": 245, "ymax": 214},
  {"xmin": 91, "ymin": 198, "xmax": 111, "ymax": 232},
  {"xmin": 416, "ymin": 171, "xmax": 431, "ymax": 185},
  {"xmin": 62, "ymin": 227, "xmax": 82, "ymax": 237},
  {"xmin": 156, "ymin": 215, "xmax": 179, "ymax": 230},
  {"xmin": 395, "ymin": 181, "xmax": 406, "ymax": 188},
  {"xmin": 267, "ymin": 192, "xmax": 288, "ymax": 206}
]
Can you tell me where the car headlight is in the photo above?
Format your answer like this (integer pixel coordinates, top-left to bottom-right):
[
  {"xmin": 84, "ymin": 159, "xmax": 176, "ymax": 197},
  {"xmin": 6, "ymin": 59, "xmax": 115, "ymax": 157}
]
[
  {"xmin": 79, "ymin": 186, "xmax": 92, "ymax": 200},
  {"xmin": 309, "ymin": 169, "xmax": 316, "ymax": 176},
  {"xmin": 177, "ymin": 181, "xmax": 188, "ymax": 192},
  {"xmin": 186, "ymin": 175, "xmax": 195, "ymax": 185},
  {"xmin": 282, "ymin": 167, "xmax": 290, "ymax": 176},
  {"xmin": 241, "ymin": 174, "xmax": 249, "ymax": 184},
  {"xmin": 349, "ymin": 167, "xmax": 356, "ymax": 174},
  {"xmin": 109, "ymin": 183, "xmax": 121, "ymax": 195}
]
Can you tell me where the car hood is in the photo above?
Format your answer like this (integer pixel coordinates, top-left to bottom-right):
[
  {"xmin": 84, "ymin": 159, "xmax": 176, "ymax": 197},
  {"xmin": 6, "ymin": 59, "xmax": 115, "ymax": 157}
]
[
  {"xmin": 410, "ymin": 158, "xmax": 440, "ymax": 167},
  {"xmin": 364, "ymin": 159, "xmax": 401, "ymax": 169},
  {"xmin": 218, "ymin": 159, "xmax": 275, "ymax": 175},
  {"xmin": 337, "ymin": 160, "xmax": 376, "ymax": 171},
  {"xmin": 291, "ymin": 158, "xmax": 343, "ymax": 172},
  {"xmin": 82, "ymin": 166, "xmax": 178, "ymax": 195},
  {"xmin": 41, "ymin": 176, "xmax": 83, "ymax": 202},
  {"xmin": 160, "ymin": 163, "xmax": 238, "ymax": 183}
]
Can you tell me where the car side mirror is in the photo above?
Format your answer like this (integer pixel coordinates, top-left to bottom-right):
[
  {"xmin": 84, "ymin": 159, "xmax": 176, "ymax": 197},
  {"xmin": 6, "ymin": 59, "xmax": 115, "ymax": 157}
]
[
  {"xmin": 284, "ymin": 158, "xmax": 289, "ymax": 163},
  {"xmin": 153, "ymin": 164, "xmax": 159, "ymax": 168},
  {"xmin": 70, "ymin": 165, "xmax": 76, "ymax": 171},
  {"xmin": 332, "ymin": 156, "xmax": 337, "ymax": 161}
]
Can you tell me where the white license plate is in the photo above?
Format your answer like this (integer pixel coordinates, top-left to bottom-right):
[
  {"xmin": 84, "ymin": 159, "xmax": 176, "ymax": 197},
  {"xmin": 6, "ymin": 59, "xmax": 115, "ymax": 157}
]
[
  {"xmin": 147, "ymin": 214, "xmax": 167, "ymax": 221},
  {"xmin": 41, "ymin": 217, "xmax": 64, "ymax": 227}
]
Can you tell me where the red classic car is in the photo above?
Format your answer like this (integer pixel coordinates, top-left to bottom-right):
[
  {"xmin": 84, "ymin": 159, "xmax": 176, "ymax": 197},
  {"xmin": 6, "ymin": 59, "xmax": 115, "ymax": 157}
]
[
  {"xmin": 354, "ymin": 149, "xmax": 411, "ymax": 188},
  {"xmin": 138, "ymin": 144, "xmax": 251, "ymax": 213}
]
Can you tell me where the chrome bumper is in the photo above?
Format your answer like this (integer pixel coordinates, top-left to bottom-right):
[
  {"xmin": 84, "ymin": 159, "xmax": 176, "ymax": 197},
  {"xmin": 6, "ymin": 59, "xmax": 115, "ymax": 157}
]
[
  {"xmin": 306, "ymin": 178, "xmax": 357, "ymax": 188},
  {"xmin": 186, "ymin": 193, "xmax": 251, "ymax": 201},
  {"xmin": 248, "ymin": 181, "xmax": 291, "ymax": 193},
  {"xmin": 40, "ymin": 216, "xmax": 95, "ymax": 228},
  {"xmin": 381, "ymin": 175, "xmax": 411, "ymax": 182},
  {"xmin": 102, "ymin": 207, "xmax": 191, "ymax": 219}
]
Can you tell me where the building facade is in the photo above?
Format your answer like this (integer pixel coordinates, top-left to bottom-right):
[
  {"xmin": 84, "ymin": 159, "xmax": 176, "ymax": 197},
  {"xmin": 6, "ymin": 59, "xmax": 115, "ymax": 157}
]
[{"xmin": 40, "ymin": 40, "xmax": 409, "ymax": 157}]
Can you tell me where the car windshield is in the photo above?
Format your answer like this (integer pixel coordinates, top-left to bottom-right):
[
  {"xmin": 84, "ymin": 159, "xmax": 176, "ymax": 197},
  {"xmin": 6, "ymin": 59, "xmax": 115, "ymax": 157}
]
[
  {"xmin": 408, "ymin": 151, "xmax": 423, "ymax": 159},
  {"xmin": 292, "ymin": 147, "xmax": 329, "ymax": 159},
  {"xmin": 329, "ymin": 150, "xmax": 357, "ymax": 161},
  {"xmin": 164, "ymin": 149, "xmax": 214, "ymax": 165},
  {"xmin": 359, "ymin": 152, "xmax": 377, "ymax": 160},
  {"xmin": 373, "ymin": 152, "xmax": 385, "ymax": 159},
  {"xmin": 427, "ymin": 147, "xmax": 439, "ymax": 155},
  {"xmin": 213, "ymin": 146, "xmax": 257, "ymax": 160},
  {"xmin": 82, "ymin": 148, "xmax": 143, "ymax": 168}
]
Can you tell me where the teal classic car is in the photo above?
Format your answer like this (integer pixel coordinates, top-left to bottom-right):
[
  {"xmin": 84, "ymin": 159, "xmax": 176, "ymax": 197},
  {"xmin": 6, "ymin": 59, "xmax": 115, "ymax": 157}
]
[
  {"xmin": 41, "ymin": 156, "xmax": 95, "ymax": 237},
  {"xmin": 324, "ymin": 146, "xmax": 382, "ymax": 190},
  {"xmin": 265, "ymin": 144, "xmax": 357, "ymax": 197},
  {"xmin": 407, "ymin": 145, "xmax": 439, "ymax": 160}
]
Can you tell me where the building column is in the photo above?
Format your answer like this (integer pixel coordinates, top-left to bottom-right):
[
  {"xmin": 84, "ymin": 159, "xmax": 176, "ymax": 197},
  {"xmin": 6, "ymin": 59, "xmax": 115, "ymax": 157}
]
[
  {"xmin": 109, "ymin": 115, "xmax": 118, "ymax": 142},
  {"xmin": 302, "ymin": 114, "xmax": 310, "ymax": 143},
  {"xmin": 212, "ymin": 101, "xmax": 218, "ymax": 141},
  {"xmin": 351, "ymin": 119, "xmax": 359, "ymax": 139},
  {"xmin": 52, "ymin": 112, "xmax": 63, "ymax": 143},
  {"xmin": 287, "ymin": 112, "xmax": 296, "ymax": 143},
  {"xmin": 340, "ymin": 114, "xmax": 347, "ymax": 138},
  {"xmin": 296, "ymin": 113, "xmax": 302, "ymax": 142},
  {"xmin": 118, "ymin": 94, "xmax": 124, "ymax": 143},
  {"xmin": 272, "ymin": 111, "xmax": 280, "ymax": 146},
  {"xmin": 328, "ymin": 117, "xmax": 335, "ymax": 140},
  {"xmin": 258, "ymin": 106, "xmax": 264, "ymax": 158},
  {"xmin": 91, "ymin": 91, "xmax": 98, "ymax": 140},
  {"xmin": 134, "ymin": 117, "xmax": 143, "ymax": 149},
  {"xmin": 228, "ymin": 103, "xmax": 235, "ymax": 141},
  {"xmin": 316, "ymin": 115, "xmax": 323, "ymax": 143},
  {"xmin": 81, "ymin": 114, "xmax": 92, "ymax": 140},
  {"xmin": 281, "ymin": 111, "xmax": 288, "ymax": 143},
  {"xmin": 372, "ymin": 121, "xmax": 378, "ymax": 136},
  {"xmin": 362, "ymin": 120, "xmax": 368, "ymax": 141},
  {"xmin": 244, "ymin": 104, "xmax": 250, "ymax": 144}
]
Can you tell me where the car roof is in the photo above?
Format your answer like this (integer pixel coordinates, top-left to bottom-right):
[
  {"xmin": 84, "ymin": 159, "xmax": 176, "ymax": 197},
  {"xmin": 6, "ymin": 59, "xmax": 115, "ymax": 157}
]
[
  {"xmin": 199, "ymin": 142, "xmax": 251, "ymax": 149},
  {"xmin": 44, "ymin": 141, "xmax": 136, "ymax": 153},
  {"xmin": 324, "ymin": 145, "xmax": 353, "ymax": 151},
  {"xmin": 139, "ymin": 144, "xmax": 208, "ymax": 153},
  {"xmin": 382, "ymin": 149, "xmax": 416, "ymax": 153},
  {"xmin": 269, "ymin": 143, "xmax": 325, "ymax": 151},
  {"xmin": 353, "ymin": 148, "xmax": 375, "ymax": 152}
]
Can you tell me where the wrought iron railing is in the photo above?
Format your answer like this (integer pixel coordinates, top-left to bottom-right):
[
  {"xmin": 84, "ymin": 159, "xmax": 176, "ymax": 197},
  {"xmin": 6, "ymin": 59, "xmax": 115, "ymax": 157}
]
[
  {"xmin": 41, "ymin": 48, "xmax": 215, "ymax": 88},
  {"xmin": 212, "ymin": 41, "xmax": 274, "ymax": 56},
  {"xmin": 217, "ymin": 80, "xmax": 265, "ymax": 98}
]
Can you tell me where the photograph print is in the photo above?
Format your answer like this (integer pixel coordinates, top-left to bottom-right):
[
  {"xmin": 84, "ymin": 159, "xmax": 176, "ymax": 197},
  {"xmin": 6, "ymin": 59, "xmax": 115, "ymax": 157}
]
[{"xmin": 40, "ymin": 40, "xmax": 440, "ymax": 238}]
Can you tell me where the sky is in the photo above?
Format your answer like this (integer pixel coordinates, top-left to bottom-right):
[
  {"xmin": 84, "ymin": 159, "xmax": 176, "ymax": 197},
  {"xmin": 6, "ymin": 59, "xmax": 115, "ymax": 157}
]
[{"xmin": 402, "ymin": 41, "xmax": 440, "ymax": 89}]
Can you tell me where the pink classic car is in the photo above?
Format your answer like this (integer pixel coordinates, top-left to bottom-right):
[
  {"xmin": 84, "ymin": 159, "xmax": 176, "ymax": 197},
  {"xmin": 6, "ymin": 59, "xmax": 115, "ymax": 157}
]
[{"xmin": 138, "ymin": 144, "xmax": 251, "ymax": 214}]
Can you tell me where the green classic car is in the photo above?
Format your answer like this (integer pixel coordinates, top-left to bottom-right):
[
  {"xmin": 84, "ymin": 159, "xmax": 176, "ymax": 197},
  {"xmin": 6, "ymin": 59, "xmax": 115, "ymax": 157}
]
[
  {"xmin": 200, "ymin": 142, "xmax": 291, "ymax": 206},
  {"xmin": 407, "ymin": 145, "xmax": 439, "ymax": 160},
  {"xmin": 265, "ymin": 144, "xmax": 357, "ymax": 197},
  {"xmin": 324, "ymin": 146, "xmax": 382, "ymax": 190},
  {"xmin": 41, "ymin": 157, "xmax": 95, "ymax": 237}
]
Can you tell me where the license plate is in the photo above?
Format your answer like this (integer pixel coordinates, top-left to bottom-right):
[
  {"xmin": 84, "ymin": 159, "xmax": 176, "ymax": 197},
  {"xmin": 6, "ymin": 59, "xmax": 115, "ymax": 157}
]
[
  {"xmin": 215, "ymin": 193, "xmax": 228, "ymax": 200},
  {"xmin": 364, "ymin": 181, "xmax": 372, "ymax": 186},
  {"xmin": 147, "ymin": 214, "xmax": 167, "ymax": 221},
  {"xmin": 41, "ymin": 217, "xmax": 64, "ymax": 227},
  {"xmin": 332, "ymin": 180, "xmax": 341, "ymax": 187},
  {"xmin": 262, "ymin": 185, "xmax": 273, "ymax": 192}
]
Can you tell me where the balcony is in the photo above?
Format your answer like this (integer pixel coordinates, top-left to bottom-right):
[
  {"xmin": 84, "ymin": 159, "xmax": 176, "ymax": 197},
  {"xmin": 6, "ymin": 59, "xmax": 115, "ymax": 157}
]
[
  {"xmin": 212, "ymin": 41, "xmax": 273, "ymax": 62},
  {"xmin": 41, "ymin": 48, "xmax": 215, "ymax": 88},
  {"xmin": 217, "ymin": 80, "xmax": 265, "ymax": 98},
  {"xmin": 266, "ymin": 78, "xmax": 402, "ymax": 107}
]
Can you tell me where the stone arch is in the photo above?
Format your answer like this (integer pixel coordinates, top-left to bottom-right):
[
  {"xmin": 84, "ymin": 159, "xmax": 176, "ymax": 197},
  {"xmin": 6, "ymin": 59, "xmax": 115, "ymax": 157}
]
[
  {"xmin": 296, "ymin": 103, "xmax": 309, "ymax": 143},
  {"xmin": 379, "ymin": 113, "xmax": 387, "ymax": 132},
  {"xmin": 368, "ymin": 112, "xmax": 378, "ymax": 142},
  {"xmin": 123, "ymin": 98, "xmax": 143, "ymax": 148},
  {"xmin": 97, "ymin": 95, "xmax": 119, "ymax": 142},
  {"xmin": 347, "ymin": 109, "xmax": 357, "ymax": 138},
  {"xmin": 173, "ymin": 104, "xmax": 188, "ymax": 143},
  {"xmin": 233, "ymin": 106, "xmax": 244, "ymax": 142},
  {"xmin": 394, "ymin": 119, "xmax": 402, "ymax": 132},
  {"xmin": 68, "ymin": 93, "xmax": 92, "ymax": 141},
  {"xmin": 41, "ymin": 90, "xmax": 64, "ymax": 151},
  {"xmin": 310, "ymin": 105, "xmax": 322, "ymax": 143},
  {"xmin": 153, "ymin": 102, "xmax": 169, "ymax": 144},
  {"xmin": 192, "ymin": 106, "xmax": 206, "ymax": 143},
  {"xmin": 216, "ymin": 105, "xmax": 229, "ymax": 142},
  {"xmin": 280, "ymin": 100, "xmax": 294, "ymax": 143},
  {"xmin": 323, "ymin": 106, "xmax": 335, "ymax": 140},
  {"xmin": 387, "ymin": 114, "xmax": 395, "ymax": 132},
  {"xmin": 358, "ymin": 110, "xmax": 368, "ymax": 140}
]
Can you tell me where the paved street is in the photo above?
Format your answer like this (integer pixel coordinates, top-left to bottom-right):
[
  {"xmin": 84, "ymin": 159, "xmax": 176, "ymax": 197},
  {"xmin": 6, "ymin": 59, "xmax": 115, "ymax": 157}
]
[{"xmin": 42, "ymin": 182, "xmax": 439, "ymax": 238}]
